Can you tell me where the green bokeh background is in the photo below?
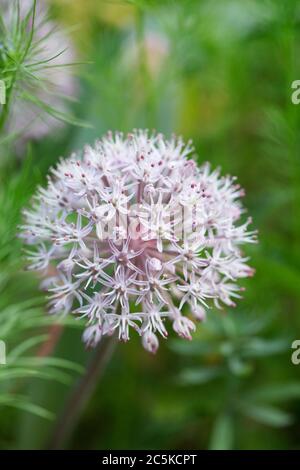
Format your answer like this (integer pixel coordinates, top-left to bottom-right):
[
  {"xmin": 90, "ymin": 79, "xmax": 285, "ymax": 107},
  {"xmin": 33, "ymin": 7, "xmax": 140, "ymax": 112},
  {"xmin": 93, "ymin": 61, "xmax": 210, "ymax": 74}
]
[{"xmin": 1, "ymin": 0, "xmax": 300, "ymax": 450}]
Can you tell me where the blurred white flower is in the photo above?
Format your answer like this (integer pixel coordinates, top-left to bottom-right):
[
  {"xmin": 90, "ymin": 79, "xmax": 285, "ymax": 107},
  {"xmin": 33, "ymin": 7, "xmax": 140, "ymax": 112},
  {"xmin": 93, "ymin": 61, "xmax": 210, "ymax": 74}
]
[
  {"xmin": 124, "ymin": 30, "xmax": 169, "ymax": 77},
  {"xmin": 1, "ymin": 0, "xmax": 77, "ymax": 144},
  {"xmin": 21, "ymin": 130, "xmax": 257, "ymax": 353}
]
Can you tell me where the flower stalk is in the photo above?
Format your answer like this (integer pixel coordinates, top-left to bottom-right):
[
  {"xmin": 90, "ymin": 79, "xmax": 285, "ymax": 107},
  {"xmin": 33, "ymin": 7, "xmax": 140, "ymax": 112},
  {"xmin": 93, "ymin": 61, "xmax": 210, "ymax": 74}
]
[{"xmin": 48, "ymin": 334, "xmax": 117, "ymax": 449}]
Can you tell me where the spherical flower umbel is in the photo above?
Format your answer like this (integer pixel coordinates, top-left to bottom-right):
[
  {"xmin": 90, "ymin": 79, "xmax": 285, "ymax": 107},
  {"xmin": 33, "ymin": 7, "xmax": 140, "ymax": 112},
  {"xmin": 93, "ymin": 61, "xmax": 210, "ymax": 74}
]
[{"xmin": 20, "ymin": 130, "xmax": 257, "ymax": 353}]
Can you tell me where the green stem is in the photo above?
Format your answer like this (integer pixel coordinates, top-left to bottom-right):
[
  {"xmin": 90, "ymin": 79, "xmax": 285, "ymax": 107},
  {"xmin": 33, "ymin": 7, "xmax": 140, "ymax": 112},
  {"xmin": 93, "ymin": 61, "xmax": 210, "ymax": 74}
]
[
  {"xmin": 47, "ymin": 335, "xmax": 117, "ymax": 450},
  {"xmin": 135, "ymin": 7, "xmax": 156, "ymax": 127},
  {"xmin": 0, "ymin": 78, "xmax": 15, "ymax": 134}
]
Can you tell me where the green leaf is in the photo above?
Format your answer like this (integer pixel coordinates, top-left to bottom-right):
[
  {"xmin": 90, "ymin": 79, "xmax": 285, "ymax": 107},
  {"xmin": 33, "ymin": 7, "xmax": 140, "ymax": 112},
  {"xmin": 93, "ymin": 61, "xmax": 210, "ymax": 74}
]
[
  {"xmin": 169, "ymin": 339, "xmax": 216, "ymax": 356},
  {"xmin": 228, "ymin": 356, "xmax": 253, "ymax": 376},
  {"xmin": 177, "ymin": 366, "xmax": 222, "ymax": 385},
  {"xmin": 247, "ymin": 383, "xmax": 300, "ymax": 403},
  {"xmin": 8, "ymin": 334, "xmax": 49, "ymax": 360},
  {"xmin": 21, "ymin": 91, "xmax": 93, "ymax": 129},
  {"xmin": 239, "ymin": 403, "xmax": 293, "ymax": 428},
  {"xmin": 0, "ymin": 394, "xmax": 53, "ymax": 420},
  {"xmin": 243, "ymin": 337, "xmax": 289, "ymax": 357},
  {"xmin": 209, "ymin": 413, "xmax": 235, "ymax": 450},
  {"xmin": 14, "ymin": 357, "xmax": 84, "ymax": 374},
  {"xmin": 0, "ymin": 367, "xmax": 71, "ymax": 385}
]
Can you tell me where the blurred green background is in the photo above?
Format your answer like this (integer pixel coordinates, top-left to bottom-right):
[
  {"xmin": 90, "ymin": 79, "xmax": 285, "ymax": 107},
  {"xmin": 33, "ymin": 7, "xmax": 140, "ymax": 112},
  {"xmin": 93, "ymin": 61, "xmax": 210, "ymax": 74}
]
[{"xmin": 1, "ymin": 0, "xmax": 300, "ymax": 450}]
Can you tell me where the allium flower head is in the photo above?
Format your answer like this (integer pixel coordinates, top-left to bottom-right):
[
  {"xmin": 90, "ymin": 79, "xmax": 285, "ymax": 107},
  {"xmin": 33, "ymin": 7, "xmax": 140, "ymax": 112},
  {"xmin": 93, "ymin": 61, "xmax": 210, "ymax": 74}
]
[{"xmin": 21, "ymin": 130, "xmax": 257, "ymax": 353}]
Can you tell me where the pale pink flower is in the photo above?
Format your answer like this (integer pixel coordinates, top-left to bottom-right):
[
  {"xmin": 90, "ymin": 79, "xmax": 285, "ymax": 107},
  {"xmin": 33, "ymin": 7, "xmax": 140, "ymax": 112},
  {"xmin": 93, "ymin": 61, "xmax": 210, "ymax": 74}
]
[{"xmin": 20, "ymin": 130, "xmax": 257, "ymax": 352}]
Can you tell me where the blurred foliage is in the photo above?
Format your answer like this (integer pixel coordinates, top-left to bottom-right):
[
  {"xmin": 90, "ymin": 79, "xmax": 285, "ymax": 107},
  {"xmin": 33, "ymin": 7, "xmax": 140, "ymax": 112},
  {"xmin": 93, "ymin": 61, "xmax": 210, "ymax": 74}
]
[{"xmin": 0, "ymin": 0, "xmax": 300, "ymax": 450}]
